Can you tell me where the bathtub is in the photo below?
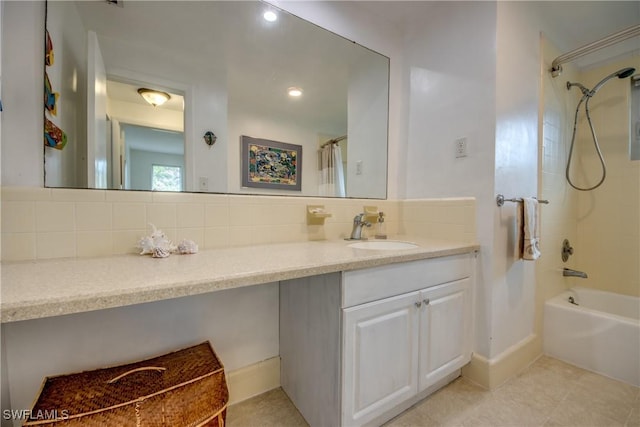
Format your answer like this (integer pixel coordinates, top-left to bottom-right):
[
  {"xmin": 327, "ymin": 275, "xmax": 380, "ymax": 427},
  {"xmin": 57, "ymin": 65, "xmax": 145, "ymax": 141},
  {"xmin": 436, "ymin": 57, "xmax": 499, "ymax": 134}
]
[{"xmin": 543, "ymin": 287, "xmax": 640, "ymax": 386}]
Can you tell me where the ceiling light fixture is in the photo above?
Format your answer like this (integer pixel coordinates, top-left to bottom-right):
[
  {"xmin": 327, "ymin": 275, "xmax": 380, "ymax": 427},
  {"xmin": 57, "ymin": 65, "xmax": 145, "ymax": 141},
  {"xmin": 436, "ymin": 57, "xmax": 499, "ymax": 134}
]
[
  {"xmin": 287, "ymin": 87, "xmax": 303, "ymax": 97},
  {"xmin": 263, "ymin": 10, "xmax": 277, "ymax": 22},
  {"xmin": 137, "ymin": 88, "xmax": 171, "ymax": 107}
]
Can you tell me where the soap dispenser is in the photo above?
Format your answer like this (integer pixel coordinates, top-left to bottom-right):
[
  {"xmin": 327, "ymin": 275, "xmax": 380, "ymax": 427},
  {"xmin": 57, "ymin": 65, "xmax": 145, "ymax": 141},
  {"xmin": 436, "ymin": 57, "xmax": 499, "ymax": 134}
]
[{"xmin": 375, "ymin": 212, "xmax": 387, "ymax": 239}]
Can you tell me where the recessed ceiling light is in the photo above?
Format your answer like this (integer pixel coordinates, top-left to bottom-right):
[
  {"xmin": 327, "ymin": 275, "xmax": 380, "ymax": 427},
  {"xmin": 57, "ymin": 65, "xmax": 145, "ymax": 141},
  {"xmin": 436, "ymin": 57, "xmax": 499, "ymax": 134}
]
[
  {"xmin": 263, "ymin": 11, "xmax": 277, "ymax": 22},
  {"xmin": 287, "ymin": 87, "xmax": 303, "ymax": 97}
]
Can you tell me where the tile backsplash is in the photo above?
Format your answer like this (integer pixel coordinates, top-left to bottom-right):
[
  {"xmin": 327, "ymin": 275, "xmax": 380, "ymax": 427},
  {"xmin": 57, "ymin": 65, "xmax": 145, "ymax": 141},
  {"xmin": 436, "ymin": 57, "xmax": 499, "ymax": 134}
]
[{"xmin": 0, "ymin": 187, "xmax": 476, "ymax": 261}]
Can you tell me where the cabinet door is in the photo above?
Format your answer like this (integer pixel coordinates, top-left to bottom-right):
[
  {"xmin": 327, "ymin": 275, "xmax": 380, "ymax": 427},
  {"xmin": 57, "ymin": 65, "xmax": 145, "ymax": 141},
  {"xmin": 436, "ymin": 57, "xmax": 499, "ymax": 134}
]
[
  {"xmin": 342, "ymin": 292, "xmax": 420, "ymax": 427},
  {"xmin": 418, "ymin": 278, "xmax": 471, "ymax": 391}
]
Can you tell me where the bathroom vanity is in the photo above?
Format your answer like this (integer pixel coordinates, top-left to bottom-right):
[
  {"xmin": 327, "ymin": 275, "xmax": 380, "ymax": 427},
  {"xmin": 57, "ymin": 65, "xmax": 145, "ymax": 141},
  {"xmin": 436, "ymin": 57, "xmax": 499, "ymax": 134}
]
[
  {"xmin": 280, "ymin": 253, "xmax": 473, "ymax": 426},
  {"xmin": 1, "ymin": 238, "xmax": 476, "ymax": 426}
]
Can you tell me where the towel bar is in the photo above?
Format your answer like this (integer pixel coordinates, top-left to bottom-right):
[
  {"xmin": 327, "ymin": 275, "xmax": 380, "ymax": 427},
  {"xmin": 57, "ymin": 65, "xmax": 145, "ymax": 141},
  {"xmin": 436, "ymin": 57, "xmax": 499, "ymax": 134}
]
[{"xmin": 496, "ymin": 194, "xmax": 549, "ymax": 207}]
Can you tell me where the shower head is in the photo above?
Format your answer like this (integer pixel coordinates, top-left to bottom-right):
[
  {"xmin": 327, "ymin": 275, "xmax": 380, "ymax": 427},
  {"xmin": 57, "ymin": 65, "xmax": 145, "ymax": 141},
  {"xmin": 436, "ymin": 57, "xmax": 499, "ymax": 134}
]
[
  {"xmin": 567, "ymin": 67, "xmax": 636, "ymax": 98},
  {"xmin": 616, "ymin": 67, "xmax": 636, "ymax": 78},
  {"xmin": 591, "ymin": 67, "xmax": 636, "ymax": 94}
]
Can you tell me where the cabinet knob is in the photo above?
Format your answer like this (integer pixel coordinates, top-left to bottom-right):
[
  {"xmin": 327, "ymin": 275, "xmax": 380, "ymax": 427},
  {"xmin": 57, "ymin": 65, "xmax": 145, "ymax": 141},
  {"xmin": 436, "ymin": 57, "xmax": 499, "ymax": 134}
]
[
  {"xmin": 414, "ymin": 301, "xmax": 422, "ymax": 308},
  {"xmin": 423, "ymin": 299, "xmax": 430, "ymax": 306}
]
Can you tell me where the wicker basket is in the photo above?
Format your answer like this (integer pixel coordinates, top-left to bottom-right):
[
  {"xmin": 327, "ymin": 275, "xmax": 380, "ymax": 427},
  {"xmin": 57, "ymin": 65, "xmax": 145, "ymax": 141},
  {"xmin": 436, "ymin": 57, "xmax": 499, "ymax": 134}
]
[{"xmin": 23, "ymin": 342, "xmax": 228, "ymax": 427}]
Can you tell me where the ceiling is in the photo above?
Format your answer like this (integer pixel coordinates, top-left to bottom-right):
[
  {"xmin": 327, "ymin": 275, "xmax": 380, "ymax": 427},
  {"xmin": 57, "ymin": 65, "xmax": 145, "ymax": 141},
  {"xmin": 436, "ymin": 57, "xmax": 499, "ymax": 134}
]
[
  {"xmin": 74, "ymin": 0, "xmax": 364, "ymax": 136},
  {"xmin": 357, "ymin": 1, "xmax": 640, "ymax": 70},
  {"xmin": 102, "ymin": 1, "xmax": 639, "ymax": 121},
  {"xmin": 107, "ymin": 80, "xmax": 184, "ymax": 111}
]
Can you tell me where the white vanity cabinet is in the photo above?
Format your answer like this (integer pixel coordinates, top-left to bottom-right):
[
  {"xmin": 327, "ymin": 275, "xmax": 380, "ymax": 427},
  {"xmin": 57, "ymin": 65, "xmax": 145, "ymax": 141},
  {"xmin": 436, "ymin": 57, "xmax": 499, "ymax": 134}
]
[
  {"xmin": 280, "ymin": 252, "xmax": 474, "ymax": 427},
  {"xmin": 418, "ymin": 278, "xmax": 472, "ymax": 391},
  {"xmin": 342, "ymin": 291, "xmax": 420, "ymax": 425}
]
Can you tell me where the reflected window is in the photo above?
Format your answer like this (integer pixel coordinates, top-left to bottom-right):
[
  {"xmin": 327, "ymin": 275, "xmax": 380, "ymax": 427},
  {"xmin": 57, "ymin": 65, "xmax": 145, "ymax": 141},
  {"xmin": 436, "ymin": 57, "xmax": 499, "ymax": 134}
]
[{"xmin": 152, "ymin": 165, "xmax": 182, "ymax": 192}]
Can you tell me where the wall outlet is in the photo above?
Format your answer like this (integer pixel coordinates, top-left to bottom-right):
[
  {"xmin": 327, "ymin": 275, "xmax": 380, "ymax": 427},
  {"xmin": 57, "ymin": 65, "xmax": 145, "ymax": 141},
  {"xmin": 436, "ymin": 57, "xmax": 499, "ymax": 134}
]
[
  {"xmin": 356, "ymin": 160, "xmax": 363, "ymax": 175},
  {"xmin": 455, "ymin": 137, "xmax": 468, "ymax": 158},
  {"xmin": 198, "ymin": 177, "xmax": 209, "ymax": 191}
]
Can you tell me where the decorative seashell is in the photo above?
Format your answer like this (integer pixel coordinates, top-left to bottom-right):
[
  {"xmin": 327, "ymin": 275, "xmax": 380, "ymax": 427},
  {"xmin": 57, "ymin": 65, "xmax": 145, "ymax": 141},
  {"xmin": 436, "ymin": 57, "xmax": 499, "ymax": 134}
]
[
  {"xmin": 177, "ymin": 239, "xmax": 199, "ymax": 255},
  {"xmin": 152, "ymin": 247, "xmax": 171, "ymax": 258},
  {"xmin": 154, "ymin": 236, "xmax": 175, "ymax": 252},
  {"xmin": 138, "ymin": 223, "xmax": 176, "ymax": 257},
  {"xmin": 137, "ymin": 236, "xmax": 155, "ymax": 255}
]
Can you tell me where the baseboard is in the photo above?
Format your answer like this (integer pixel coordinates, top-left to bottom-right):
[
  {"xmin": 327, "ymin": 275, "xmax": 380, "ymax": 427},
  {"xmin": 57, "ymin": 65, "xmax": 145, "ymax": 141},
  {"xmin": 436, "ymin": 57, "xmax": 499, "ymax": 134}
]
[
  {"xmin": 226, "ymin": 357, "xmax": 280, "ymax": 405},
  {"xmin": 225, "ymin": 335, "xmax": 541, "ymax": 407},
  {"xmin": 462, "ymin": 334, "xmax": 542, "ymax": 390},
  {"xmin": 461, "ymin": 353, "xmax": 491, "ymax": 389}
]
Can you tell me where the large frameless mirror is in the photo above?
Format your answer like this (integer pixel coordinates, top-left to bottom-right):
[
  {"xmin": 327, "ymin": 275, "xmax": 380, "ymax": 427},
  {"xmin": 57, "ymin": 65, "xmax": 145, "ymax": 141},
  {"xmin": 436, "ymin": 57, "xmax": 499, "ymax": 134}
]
[{"xmin": 44, "ymin": 1, "xmax": 389, "ymax": 198}]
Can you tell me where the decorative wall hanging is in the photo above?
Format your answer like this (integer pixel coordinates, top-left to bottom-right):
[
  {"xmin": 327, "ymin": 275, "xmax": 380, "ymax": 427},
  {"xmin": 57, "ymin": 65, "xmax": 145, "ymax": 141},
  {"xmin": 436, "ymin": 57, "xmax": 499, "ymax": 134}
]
[
  {"xmin": 241, "ymin": 135, "xmax": 302, "ymax": 191},
  {"xmin": 44, "ymin": 118, "xmax": 67, "ymax": 150},
  {"xmin": 45, "ymin": 30, "xmax": 54, "ymax": 66},
  {"xmin": 44, "ymin": 29, "xmax": 68, "ymax": 150},
  {"xmin": 44, "ymin": 73, "xmax": 59, "ymax": 116}
]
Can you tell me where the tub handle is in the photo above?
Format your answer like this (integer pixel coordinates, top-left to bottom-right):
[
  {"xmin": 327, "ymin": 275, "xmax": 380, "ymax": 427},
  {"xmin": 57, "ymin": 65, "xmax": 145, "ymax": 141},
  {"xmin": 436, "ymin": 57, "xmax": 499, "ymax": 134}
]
[{"xmin": 562, "ymin": 239, "xmax": 574, "ymax": 262}]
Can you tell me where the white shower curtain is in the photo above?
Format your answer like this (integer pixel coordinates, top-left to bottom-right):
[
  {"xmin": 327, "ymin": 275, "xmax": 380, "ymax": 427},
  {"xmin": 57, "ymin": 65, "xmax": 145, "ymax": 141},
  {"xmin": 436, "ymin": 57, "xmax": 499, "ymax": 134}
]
[{"xmin": 318, "ymin": 142, "xmax": 345, "ymax": 197}]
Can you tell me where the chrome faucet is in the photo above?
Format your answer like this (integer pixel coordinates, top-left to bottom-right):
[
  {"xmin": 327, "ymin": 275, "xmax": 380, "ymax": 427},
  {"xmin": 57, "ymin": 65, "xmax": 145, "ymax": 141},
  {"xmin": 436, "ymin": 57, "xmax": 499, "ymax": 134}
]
[
  {"xmin": 347, "ymin": 213, "xmax": 371, "ymax": 240},
  {"xmin": 563, "ymin": 268, "xmax": 588, "ymax": 279}
]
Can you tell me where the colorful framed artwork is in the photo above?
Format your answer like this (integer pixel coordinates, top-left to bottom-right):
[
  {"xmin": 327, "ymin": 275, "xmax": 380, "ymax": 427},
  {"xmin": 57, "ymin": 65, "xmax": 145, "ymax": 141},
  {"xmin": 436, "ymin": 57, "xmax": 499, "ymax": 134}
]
[{"xmin": 241, "ymin": 135, "xmax": 302, "ymax": 191}]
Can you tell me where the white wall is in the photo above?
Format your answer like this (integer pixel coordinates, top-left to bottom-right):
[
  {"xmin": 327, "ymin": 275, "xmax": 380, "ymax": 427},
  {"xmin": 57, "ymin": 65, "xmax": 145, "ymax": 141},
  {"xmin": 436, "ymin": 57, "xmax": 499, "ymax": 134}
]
[
  {"xmin": 2, "ymin": 283, "xmax": 279, "ymax": 420},
  {"xmin": 490, "ymin": 2, "xmax": 542, "ymax": 358},
  {"xmin": 1, "ymin": 1, "xmax": 44, "ymax": 187},
  {"xmin": 346, "ymin": 53, "xmax": 389, "ymax": 198},
  {"xmin": 401, "ymin": 1, "xmax": 497, "ymax": 358},
  {"xmin": 400, "ymin": 1, "xmax": 572, "ymax": 364}
]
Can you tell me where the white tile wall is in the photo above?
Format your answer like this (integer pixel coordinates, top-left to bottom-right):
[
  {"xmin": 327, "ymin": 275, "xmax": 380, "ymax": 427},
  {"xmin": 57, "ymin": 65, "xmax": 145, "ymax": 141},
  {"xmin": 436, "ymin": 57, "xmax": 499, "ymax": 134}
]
[
  {"xmin": 0, "ymin": 187, "xmax": 476, "ymax": 261},
  {"xmin": 574, "ymin": 57, "xmax": 640, "ymax": 297},
  {"xmin": 538, "ymin": 36, "xmax": 581, "ymax": 308},
  {"xmin": 539, "ymin": 41, "xmax": 639, "ymax": 300}
]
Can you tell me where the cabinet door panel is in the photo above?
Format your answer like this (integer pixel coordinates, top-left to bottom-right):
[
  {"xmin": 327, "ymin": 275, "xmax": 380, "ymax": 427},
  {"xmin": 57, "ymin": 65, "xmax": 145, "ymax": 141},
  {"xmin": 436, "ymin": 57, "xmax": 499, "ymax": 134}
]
[
  {"xmin": 419, "ymin": 278, "xmax": 471, "ymax": 391},
  {"xmin": 343, "ymin": 292, "xmax": 419, "ymax": 426}
]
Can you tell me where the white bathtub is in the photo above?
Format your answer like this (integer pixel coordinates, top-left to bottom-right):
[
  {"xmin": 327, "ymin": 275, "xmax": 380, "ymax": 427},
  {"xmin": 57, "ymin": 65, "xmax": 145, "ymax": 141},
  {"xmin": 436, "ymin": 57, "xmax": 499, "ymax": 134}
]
[{"xmin": 543, "ymin": 287, "xmax": 640, "ymax": 386}]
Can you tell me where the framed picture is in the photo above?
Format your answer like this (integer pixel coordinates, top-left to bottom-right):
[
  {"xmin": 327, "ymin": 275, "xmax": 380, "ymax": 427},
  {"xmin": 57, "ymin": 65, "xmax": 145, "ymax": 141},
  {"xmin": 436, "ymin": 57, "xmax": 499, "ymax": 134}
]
[{"xmin": 241, "ymin": 135, "xmax": 302, "ymax": 191}]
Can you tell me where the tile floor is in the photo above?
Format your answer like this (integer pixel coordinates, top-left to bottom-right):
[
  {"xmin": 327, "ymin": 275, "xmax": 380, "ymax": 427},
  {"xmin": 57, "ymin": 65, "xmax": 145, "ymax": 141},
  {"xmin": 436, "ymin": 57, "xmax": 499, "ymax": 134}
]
[{"xmin": 227, "ymin": 356, "xmax": 639, "ymax": 427}]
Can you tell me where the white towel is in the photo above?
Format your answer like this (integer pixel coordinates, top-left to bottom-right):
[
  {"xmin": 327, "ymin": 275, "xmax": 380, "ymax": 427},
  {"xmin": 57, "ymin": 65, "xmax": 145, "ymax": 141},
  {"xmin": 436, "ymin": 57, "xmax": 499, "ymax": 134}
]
[{"xmin": 520, "ymin": 197, "xmax": 541, "ymax": 261}]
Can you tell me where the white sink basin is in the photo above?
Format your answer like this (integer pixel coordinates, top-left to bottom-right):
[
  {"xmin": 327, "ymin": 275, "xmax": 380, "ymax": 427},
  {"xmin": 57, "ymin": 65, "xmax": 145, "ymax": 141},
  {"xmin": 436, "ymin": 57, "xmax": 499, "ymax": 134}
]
[{"xmin": 347, "ymin": 240, "xmax": 419, "ymax": 250}]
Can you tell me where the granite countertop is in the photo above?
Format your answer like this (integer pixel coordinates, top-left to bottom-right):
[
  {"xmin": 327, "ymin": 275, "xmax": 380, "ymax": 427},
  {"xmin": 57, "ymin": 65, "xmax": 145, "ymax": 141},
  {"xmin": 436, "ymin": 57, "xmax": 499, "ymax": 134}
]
[{"xmin": 0, "ymin": 237, "xmax": 478, "ymax": 323}]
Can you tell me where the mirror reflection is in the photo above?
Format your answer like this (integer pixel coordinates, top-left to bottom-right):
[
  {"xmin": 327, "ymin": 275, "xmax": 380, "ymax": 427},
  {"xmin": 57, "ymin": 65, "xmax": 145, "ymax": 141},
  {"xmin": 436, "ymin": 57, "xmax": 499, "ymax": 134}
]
[{"xmin": 44, "ymin": 1, "xmax": 389, "ymax": 198}]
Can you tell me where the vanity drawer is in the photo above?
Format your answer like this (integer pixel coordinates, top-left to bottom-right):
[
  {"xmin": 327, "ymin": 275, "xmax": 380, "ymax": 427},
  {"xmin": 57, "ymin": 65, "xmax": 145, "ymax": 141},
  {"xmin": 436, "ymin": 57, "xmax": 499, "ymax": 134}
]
[{"xmin": 341, "ymin": 254, "xmax": 472, "ymax": 308}]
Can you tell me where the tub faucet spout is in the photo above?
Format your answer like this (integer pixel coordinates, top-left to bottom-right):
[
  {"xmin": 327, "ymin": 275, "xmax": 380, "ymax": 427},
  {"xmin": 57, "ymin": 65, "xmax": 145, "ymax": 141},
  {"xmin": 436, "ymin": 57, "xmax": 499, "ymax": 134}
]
[{"xmin": 563, "ymin": 268, "xmax": 588, "ymax": 279}]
